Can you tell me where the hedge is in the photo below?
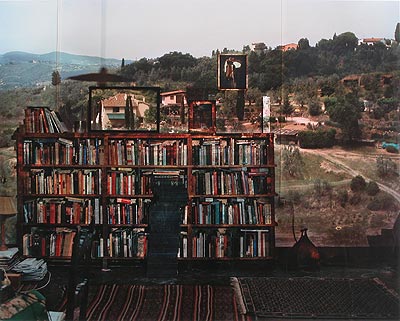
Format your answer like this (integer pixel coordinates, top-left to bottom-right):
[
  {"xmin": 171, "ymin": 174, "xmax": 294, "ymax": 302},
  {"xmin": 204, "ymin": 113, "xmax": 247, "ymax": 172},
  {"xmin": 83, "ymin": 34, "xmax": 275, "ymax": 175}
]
[{"xmin": 298, "ymin": 129, "xmax": 336, "ymax": 148}]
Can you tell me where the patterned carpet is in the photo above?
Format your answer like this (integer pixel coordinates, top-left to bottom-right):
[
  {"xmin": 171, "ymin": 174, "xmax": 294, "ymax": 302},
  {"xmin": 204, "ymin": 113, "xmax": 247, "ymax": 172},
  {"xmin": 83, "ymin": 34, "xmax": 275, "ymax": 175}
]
[
  {"xmin": 232, "ymin": 277, "xmax": 400, "ymax": 319},
  {"xmin": 58, "ymin": 283, "xmax": 250, "ymax": 321}
]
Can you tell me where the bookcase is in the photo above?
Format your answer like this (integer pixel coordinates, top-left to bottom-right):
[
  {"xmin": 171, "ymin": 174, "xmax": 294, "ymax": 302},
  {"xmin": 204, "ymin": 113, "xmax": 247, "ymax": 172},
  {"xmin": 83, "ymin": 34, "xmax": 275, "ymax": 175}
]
[{"xmin": 14, "ymin": 106, "xmax": 276, "ymax": 270}]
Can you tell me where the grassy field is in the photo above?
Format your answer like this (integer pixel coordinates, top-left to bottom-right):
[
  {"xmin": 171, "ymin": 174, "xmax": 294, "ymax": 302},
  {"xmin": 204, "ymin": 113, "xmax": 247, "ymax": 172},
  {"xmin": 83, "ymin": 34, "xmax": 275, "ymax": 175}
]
[{"xmin": 275, "ymin": 150, "xmax": 351, "ymax": 195}]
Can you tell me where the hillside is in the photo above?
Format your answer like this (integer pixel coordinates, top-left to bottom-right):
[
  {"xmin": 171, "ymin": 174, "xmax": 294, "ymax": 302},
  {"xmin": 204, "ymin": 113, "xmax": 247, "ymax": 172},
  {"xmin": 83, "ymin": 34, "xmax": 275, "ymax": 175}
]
[
  {"xmin": 275, "ymin": 145, "xmax": 400, "ymax": 247},
  {"xmin": 0, "ymin": 51, "xmax": 127, "ymax": 90}
]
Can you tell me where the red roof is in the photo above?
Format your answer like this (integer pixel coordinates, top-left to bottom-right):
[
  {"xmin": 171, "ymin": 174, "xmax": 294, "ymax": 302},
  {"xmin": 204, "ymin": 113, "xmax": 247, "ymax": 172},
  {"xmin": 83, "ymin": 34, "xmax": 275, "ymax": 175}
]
[
  {"xmin": 362, "ymin": 38, "xmax": 383, "ymax": 43},
  {"xmin": 278, "ymin": 43, "xmax": 298, "ymax": 51},
  {"xmin": 102, "ymin": 93, "xmax": 127, "ymax": 106}
]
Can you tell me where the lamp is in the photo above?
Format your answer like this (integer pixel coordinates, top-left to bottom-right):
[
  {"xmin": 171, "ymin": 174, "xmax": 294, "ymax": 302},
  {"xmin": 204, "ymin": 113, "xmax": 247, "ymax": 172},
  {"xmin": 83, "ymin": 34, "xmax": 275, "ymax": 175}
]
[
  {"xmin": 67, "ymin": 67, "xmax": 130, "ymax": 86},
  {"xmin": 0, "ymin": 196, "xmax": 17, "ymax": 251}
]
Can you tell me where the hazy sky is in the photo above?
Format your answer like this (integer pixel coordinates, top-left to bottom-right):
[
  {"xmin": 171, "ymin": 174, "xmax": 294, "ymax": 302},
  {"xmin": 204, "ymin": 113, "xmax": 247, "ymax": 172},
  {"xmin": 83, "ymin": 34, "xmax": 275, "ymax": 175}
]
[{"xmin": 0, "ymin": 0, "xmax": 398, "ymax": 60}]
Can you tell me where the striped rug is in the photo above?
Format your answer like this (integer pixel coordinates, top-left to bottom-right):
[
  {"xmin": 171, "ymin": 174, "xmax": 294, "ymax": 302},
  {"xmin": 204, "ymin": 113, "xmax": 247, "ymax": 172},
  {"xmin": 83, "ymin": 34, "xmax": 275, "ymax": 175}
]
[{"xmin": 67, "ymin": 284, "xmax": 250, "ymax": 321}]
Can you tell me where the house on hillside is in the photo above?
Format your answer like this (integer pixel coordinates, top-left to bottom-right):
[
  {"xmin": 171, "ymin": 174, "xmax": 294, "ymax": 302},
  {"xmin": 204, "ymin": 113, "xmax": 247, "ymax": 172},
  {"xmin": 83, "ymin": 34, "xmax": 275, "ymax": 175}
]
[
  {"xmin": 160, "ymin": 90, "xmax": 188, "ymax": 131},
  {"xmin": 360, "ymin": 37, "xmax": 384, "ymax": 46},
  {"xmin": 277, "ymin": 43, "xmax": 298, "ymax": 51},
  {"xmin": 251, "ymin": 42, "xmax": 267, "ymax": 53},
  {"xmin": 161, "ymin": 90, "xmax": 187, "ymax": 106},
  {"xmin": 358, "ymin": 37, "xmax": 393, "ymax": 48},
  {"xmin": 99, "ymin": 93, "xmax": 150, "ymax": 129},
  {"xmin": 342, "ymin": 73, "xmax": 393, "ymax": 88},
  {"xmin": 341, "ymin": 74, "xmax": 361, "ymax": 87}
]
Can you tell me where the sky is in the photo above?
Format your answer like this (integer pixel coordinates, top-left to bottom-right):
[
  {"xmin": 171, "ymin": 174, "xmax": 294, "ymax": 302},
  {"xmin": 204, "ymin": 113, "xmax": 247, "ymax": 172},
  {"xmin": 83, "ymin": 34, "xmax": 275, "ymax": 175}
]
[{"xmin": 0, "ymin": 0, "xmax": 398, "ymax": 60}]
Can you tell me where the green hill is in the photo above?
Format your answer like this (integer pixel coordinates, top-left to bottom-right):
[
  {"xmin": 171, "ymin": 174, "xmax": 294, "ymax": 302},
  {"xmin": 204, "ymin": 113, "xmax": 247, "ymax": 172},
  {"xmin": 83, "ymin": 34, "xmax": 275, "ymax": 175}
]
[{"xmin": 0, "ymin": 51, "xmax": 128, "ymax": 90}]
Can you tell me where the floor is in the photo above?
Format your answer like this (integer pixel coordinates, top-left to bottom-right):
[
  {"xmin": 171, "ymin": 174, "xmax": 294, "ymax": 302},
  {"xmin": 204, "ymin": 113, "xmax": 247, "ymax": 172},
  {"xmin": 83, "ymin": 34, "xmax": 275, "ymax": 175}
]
[{"xmin": 30, "ymin": 249, "xmax": 399, "ymax": 321}]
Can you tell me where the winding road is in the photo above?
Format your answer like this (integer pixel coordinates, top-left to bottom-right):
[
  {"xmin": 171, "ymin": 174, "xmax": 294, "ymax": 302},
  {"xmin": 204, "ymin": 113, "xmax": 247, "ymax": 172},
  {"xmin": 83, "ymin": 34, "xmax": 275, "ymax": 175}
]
[{"xmin": 303, "ymin": 148, "xmax": 400, "ymax": 205}]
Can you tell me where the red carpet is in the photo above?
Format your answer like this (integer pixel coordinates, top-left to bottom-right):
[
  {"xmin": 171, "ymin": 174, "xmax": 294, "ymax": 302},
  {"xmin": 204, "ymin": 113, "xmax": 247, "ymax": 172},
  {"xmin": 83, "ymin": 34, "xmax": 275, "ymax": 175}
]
[{"xmin": 80, "ymin": 284, "xmax": 249, "ymax": 321}]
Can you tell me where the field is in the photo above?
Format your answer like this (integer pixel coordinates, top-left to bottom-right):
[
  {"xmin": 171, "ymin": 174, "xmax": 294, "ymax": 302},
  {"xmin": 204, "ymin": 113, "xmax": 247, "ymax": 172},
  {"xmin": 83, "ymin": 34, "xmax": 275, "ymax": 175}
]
[{"xmin": 275, "ymin": 145, "xmax": 400, "ymax": 247}]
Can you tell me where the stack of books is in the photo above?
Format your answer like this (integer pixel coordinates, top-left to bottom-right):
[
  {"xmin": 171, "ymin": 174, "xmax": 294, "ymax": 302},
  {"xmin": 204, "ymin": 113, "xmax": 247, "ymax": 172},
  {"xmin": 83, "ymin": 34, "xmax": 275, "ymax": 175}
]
[
  {"xmin": 0, "ymin": 247, "xmax": 20, "ymax": 271},
  {"xmin": 12, "ymin": 258, "xmax": 47, "ymax": 281}
]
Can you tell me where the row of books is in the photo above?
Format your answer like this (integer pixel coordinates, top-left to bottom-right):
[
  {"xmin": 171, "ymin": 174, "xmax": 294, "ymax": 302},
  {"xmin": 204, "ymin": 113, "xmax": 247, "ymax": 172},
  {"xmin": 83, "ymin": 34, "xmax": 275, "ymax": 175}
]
[
  {"xmin": 191, "ymin": 168, "xmax": 273, "ymax": 196},
  {"xmin": 106, "ymin": 198, "xmax": 150, "ymax": 225},
  {"xmin": 23, "ymin": 197, "xmax": 102, "ymax": 224},
  {"xmin": 25, "ymin": 168, "xmax": 102, "ymax": 195},
  {"xmin": 107, "ymin": 169, "xmax": 187, "ymax": 196},
  {"xmin": 25, "ymin": 167, "xmax": 183, "ymax": 196},
  {"xmin": 109, "ymin": 139, "xmax": 188, "ymax": 166},
  {"xmin": 22, "ymin": 137, "xmax": 270, "ymax": 167},
  {"xmin": 91, "ymin": 228, "xmax": 147, "ymax": 258},
  {"xmin": 188, "ymin": 198, "xmax": 272, "ymax": 225},
  {"xmin": 24, "ymin": 107, "xmax": 68, "ymax": 134},
  {"xmin": 178, "ymin": 229, "xmax": 271, "ymax": 258},
  {"xmin": 23, "ymin": 138, "xmax": 104, "ymax": 165},
  {"xmin": 192, "ymin": 139, "xmax": 269, "ymax": 166},
  {"xmin": 22, "ymin": 228, "xmax": 76, "ymax": 257},
  {"xmin": 240, "ymin": 230, "xmax": 271, "ymax": 258},
  {"xmin": 191, "ymin": 231, "xmax": 232, "ymax": 258},
  {"xmin": 107, "ymin": 170, "xmax": 137, "ymax": 195}
]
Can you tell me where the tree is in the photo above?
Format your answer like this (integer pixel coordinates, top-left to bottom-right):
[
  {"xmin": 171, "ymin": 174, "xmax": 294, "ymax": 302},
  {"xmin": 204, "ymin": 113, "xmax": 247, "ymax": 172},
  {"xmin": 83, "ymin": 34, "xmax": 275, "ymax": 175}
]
[
  {"xmin": 308, "ymin": 99, "xmax": 321, "ymax": 116},
  {"xmin": 366, "ymin": 181, "xmax": 380, "ymax": 196},
  {"xmin": 242, "ymin": 45, "xmax": 251, "ymax": 53},
  {"xmin": 245, "ymin": 88, "xmax": 262, "ymax": 106},
  {"xmin": 158, "ymin": 51, "xmax": 196, "ymax": 71},
  {"xmin": 376, "ymin": 156, "xmax": 398, "ymax": 177},
  {"xmin": 280, "ymin": 92, "xmax": 294, "ymax": 117},
  {"xmin": 361, "ymin": 73, "xmax": 382, "ymax": 102},
  {"xmin": 298, "ymin": 38, "xmax": 310, "ymax": 50},
  {"xmin": 332, "ymin": 32, "xmax": 358, "ymax": 55},
  {"xmin": 236, "ymin": 90, "xmax": 245, "ymax": 121},
  {"xmin": 313, "ymin": 179, "xmax": 332, "ymax": 196},
  {"xmin": 395, "ymin": 22, "xmax": 400, "ymax": 43},
  {"xmin": 327, "ymin": 90, "xmax": 362, "ymax": 142},
  {"xmin": 282, "ymin": 145, "xmax": 304, "ymax": 177},
  {"xmin": 350, "ymin": 175, "xmax": 366, "ymax": 192},
  {"xmin": 292, "ymin": 78, "xmax": 318, "ymax": 107},
  {"xmin": 51, "ymin": 70, "xmax": 61, "ymax": 86}
]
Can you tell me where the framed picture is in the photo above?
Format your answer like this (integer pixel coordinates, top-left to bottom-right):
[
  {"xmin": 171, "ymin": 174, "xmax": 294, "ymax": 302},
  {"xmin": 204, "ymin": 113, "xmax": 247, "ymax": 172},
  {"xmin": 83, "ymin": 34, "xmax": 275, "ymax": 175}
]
[
  {"xmin": 218, "ymin": 54, "xmax": 248, "ymax": 90},
  {"xmin": 188, "ymin": 100, "xmax": 216, "ymax": 133},
  {"xmin": 88, "ymin": 86, "xmax": 160, "ymax": 132}
]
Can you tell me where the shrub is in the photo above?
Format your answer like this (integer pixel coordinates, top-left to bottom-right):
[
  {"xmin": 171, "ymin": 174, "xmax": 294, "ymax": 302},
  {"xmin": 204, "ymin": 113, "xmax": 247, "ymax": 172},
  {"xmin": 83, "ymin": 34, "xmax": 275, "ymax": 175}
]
[
  {"xmin": 349, "ymin": 193, "xmax": 362, "ymax": 205},
  {"xmin": 366, "ymin": 181, "xmax": 380, "ymax": 196},
  {"xmin": 324, "ymin": 120, "xmax": 340, "ymax": 128},
  {"xmin": 386, "ymin": 145, "xmax": 399, "ymax": 154},
  {"xmin": 367, "ymin": 193, "xmax": 398, "ymax": 211},
  {"xmin": 313, "ymin": 179, "xmax": 332, "ymax": 196},
  {"xmin": 376, "ymin": 156, "xmax": 398, "ymax": 177},
  {"xmin": 337, "ymin": 190, "xmax": 348, "ymax": 207},
  {"xmin": 286, "ymin": 190, "xmax": 301, "ymax": 204},
  {"xmin": 308, "ymin": 100, "xmax": 321, "ymax": 116},
  {"xmin": 350, "ymin": 175, "xmax": 366, "ymax": 192},
  {"xmin": 298, "ymin": 129, "xmax": 336, "ymax": 148},
  {"xmin": 377, "ymin": 97, "xmax": 399, "ymax": 113},
  {"xmin": 277, "ymin": 116, "xmax": 286, "ymax": 123}
]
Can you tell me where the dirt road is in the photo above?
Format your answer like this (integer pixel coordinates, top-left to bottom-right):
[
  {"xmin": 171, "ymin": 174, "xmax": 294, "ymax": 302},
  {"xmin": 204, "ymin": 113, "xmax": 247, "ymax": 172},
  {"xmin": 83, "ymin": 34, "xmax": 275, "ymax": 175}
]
[{"xmin": 303, "ymin": 148, "xmax": 400, "ymax": 205}]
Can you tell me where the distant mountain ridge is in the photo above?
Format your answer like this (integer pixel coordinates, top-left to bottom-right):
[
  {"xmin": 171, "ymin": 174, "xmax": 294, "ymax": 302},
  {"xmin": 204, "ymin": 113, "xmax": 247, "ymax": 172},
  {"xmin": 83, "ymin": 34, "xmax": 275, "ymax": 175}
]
[
  {"xmin": 0, "ymin": 51, "xmax": 131, "ymax": 90},
  {"xmin": 0, "ymin": 51, "xmax": 124, "ymax": 66}
]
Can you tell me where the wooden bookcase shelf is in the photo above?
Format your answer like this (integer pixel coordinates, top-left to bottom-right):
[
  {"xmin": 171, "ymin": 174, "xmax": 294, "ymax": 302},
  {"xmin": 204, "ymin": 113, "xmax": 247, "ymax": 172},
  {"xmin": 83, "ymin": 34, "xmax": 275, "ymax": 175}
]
[{"xmin": 14, "ymin": 106, "xmax": 276, "ymax": 270}]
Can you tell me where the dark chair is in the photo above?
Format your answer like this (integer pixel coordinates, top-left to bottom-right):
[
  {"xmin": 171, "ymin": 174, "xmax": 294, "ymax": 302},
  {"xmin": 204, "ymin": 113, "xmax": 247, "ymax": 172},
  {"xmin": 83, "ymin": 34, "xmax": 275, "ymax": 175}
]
[{"xmin": 65, "ymin": 226, "xmax": 95, "ymax": 321}]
